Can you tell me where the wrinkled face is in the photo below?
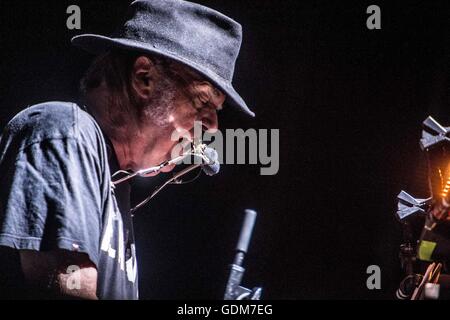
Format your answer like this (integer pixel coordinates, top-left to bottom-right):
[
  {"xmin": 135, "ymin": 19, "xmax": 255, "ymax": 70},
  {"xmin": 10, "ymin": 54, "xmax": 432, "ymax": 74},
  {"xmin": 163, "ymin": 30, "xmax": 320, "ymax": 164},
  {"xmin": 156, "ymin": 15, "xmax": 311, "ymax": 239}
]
[{"xmin": 136, "ymin": 61, "xmax": 226, "ymax": 172}]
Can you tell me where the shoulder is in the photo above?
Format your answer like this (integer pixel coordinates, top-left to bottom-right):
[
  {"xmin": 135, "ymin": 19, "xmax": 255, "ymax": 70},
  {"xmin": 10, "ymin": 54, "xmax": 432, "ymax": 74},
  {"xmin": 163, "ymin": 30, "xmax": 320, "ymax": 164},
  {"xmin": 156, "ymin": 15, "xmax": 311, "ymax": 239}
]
[
  {"xmin": 2, "ymin": 101, "xmax": 104, "ymax": 153},
  {"xmin": 5, "ymin": 102, "xmax": 94, "ymax": 143}
]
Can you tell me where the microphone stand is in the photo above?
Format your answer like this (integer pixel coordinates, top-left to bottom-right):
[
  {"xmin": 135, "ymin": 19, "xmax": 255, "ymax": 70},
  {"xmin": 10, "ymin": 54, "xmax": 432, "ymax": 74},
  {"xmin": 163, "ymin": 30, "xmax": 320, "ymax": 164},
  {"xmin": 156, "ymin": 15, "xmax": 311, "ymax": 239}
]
[
  {"xmin": 224, "ymin": 209, "xmax": 262, "ymax": 300},
  {"xmin": 111, "ymin": 142, "xmax": 217, "ymax": 214},
  {"xmin": 129, "ymin": 164, "xmax": 201, "ymax": 214},
  {"xmin": 397, "ymin": 221, "xmax": 420, "ymax": 299}
]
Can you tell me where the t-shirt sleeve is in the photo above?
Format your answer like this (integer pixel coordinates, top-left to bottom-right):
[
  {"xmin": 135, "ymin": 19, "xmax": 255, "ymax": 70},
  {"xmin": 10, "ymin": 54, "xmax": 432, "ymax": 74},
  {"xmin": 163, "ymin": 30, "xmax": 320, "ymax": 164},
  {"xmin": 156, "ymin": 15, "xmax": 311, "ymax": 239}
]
[{"xmin": 0, "ymin": 137, "xmax": 104, "ymax": 267}]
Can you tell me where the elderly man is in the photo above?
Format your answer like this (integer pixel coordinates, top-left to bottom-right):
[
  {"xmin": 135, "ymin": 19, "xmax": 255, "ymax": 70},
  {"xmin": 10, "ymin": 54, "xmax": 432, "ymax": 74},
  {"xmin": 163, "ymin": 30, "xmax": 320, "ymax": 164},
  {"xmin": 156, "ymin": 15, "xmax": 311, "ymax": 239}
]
[{"xmin": 0, "ymin": 0, "xmax": 254, "ymax": 299}]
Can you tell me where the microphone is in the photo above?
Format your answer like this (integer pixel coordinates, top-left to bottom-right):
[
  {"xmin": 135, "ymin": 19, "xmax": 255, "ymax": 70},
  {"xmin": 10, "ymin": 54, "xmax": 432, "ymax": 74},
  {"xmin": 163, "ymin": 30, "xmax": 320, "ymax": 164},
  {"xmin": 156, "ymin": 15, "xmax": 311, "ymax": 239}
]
[
  {"xmin": 202, "ymin": 147, "xmax": 220, "ymax": 176},
  {"xmin": 114, "ymin": 142, "xmax": 221, "ymax": 214}
]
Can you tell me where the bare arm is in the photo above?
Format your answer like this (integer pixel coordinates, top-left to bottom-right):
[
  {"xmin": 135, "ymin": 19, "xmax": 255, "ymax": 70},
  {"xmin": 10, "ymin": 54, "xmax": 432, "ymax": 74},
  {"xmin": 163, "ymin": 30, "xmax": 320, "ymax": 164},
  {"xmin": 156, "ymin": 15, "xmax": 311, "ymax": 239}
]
[{"xmin": 19, "ymin": 250, "xmax": 98, "ymax": 300}]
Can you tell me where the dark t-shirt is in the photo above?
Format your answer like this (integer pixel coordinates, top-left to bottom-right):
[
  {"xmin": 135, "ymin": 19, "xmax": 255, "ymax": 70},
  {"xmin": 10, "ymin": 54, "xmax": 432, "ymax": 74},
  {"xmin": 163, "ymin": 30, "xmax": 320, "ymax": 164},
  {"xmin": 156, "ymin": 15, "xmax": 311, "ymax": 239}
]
[{"xmin": 0, "ymin": 102, "xmax": 138, "ymax": 299}]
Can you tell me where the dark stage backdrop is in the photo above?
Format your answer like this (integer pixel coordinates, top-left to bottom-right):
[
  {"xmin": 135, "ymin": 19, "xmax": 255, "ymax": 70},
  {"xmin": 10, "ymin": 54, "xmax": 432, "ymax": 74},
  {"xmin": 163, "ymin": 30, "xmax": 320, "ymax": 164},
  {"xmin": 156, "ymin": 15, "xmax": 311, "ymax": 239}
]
[{"xmin": 1, "ymin": 0, "xmax": 450, "ymax": 299}]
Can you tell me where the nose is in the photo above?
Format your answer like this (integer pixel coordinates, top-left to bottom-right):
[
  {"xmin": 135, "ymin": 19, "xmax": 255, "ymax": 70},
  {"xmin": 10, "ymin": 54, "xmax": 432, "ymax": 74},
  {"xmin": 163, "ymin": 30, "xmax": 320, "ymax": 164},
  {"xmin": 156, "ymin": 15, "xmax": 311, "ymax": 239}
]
[{"xmin": 192, "ymin": 82, "xmax": 225, "ymax": 133}]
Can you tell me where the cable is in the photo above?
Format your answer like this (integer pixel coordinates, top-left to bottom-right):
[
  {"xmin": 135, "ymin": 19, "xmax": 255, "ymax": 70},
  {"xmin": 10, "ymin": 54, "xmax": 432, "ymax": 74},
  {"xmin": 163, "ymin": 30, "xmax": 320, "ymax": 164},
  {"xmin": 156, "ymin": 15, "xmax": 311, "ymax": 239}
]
[{"xmin": 110, "ymin": 142, "xmax": 216, "ymax": 214}]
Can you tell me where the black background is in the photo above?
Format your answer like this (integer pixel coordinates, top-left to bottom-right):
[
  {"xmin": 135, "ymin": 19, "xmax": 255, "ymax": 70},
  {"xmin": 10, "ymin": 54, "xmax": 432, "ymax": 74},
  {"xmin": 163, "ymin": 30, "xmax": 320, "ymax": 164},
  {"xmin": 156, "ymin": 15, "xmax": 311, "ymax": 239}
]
[{"xmin": 1, "ymin": 0, "xmax": 450, "ymax": 299}]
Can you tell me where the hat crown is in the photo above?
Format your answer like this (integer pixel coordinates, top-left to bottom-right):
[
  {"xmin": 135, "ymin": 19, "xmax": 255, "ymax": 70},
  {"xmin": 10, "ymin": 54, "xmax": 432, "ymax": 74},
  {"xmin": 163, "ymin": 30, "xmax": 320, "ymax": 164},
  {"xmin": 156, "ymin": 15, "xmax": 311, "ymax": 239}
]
[
  {"xmin": 118, "ymin": 0, "xmax": 242, "ymax": 82},
  {"xmin": 71, "ymin": 0, "xmax": 255, "ymax": 116}
]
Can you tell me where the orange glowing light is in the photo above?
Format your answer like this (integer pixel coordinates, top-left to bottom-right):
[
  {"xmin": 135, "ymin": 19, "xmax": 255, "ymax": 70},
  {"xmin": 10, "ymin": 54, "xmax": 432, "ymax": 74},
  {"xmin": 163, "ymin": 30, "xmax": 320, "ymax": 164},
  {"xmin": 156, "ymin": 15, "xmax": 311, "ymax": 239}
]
[{"xmin": 442, "ymin": 175, "xmax": 450, "ymax": 199}]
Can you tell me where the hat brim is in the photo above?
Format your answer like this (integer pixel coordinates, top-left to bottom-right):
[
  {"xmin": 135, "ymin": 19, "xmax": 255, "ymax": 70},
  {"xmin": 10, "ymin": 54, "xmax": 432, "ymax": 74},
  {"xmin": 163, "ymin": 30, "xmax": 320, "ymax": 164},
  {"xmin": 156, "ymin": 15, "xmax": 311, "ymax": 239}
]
[{"xmin": 71, "ymin": 34, "xmax": 255, "ymax": 117}]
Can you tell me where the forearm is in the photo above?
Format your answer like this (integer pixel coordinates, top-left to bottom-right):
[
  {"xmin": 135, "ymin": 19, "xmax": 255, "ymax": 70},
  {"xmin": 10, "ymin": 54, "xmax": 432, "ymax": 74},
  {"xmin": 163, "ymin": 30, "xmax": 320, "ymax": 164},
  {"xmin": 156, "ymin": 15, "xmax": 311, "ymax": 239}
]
[
  {"xmin": 20, "ymin": 250, "xmax": 98, "ymax": 300},
  {"xmin": 51, "ymin": 266, "xmax": 98, "ymax": 300}
]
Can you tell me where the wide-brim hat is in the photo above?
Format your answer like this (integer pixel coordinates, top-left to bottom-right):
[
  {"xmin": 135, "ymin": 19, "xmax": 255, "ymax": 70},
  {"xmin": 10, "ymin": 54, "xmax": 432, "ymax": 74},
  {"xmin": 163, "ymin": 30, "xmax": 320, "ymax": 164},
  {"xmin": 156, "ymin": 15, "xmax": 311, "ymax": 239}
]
[{"xmin": 71, "ymin": 0, "xmax": 255, "ymax": 117}]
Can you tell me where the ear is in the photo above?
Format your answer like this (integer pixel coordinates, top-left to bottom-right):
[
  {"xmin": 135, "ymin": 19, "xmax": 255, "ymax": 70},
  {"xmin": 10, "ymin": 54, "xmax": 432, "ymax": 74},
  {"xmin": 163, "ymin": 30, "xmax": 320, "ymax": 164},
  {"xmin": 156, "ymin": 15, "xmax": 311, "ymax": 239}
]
[{"xmin": 131, "ymin": 56, "xmax": 156, "ymax": 100}]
